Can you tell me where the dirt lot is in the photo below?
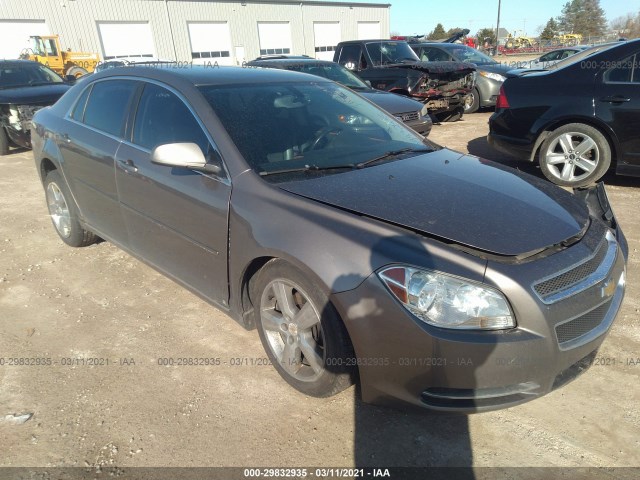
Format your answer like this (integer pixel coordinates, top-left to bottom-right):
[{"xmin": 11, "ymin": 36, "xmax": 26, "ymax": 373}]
[{"xmin": 0, "ymin": 112, "xmax": 639, "ymax": 474}]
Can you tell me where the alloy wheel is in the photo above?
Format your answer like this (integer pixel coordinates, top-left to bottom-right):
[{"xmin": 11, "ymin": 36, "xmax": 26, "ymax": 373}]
[
  {"xmin": 544, "ymin": 132, "xmax": 599, "ymax": 183},
  {"xmin": 46, "ymin": 182, "xmax": 72, "ymax": 238}
]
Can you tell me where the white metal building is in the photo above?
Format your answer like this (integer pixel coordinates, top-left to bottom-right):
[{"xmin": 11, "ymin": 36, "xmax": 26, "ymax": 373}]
[{"xmin": 0, "ymin": 0, "xmax": 390, "ymax": 64}]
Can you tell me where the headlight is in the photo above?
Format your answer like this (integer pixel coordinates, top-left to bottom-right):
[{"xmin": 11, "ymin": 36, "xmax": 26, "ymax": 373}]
[
  {"xmin": 378, "ymin": 266, "xmax": 515, "ymax": 330},
  {"xmin": 479, "ymin": 71, "xmax": 506, "ymax": 82},
  {"xmin": 419, "ymin": 103, "xmax": 430, "ymax": 118}
]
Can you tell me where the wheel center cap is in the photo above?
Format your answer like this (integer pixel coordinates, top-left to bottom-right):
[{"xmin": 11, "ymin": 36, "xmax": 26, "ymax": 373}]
[
  {"xmin": 287, "ymin": 323, "xmax": 298, "ymax": 336},
  {"xmin": 569, "ymin": 154, "xmax": 576, "ymax": 160}
]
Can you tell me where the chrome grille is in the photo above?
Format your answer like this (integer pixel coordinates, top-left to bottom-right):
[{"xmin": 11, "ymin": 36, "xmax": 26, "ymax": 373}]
[
  {"xmin": 556, "ymin": 300, "xmax": 612, "ymax": 345},
  {"xmin": 397, "ymin": 111, "xmax": 419, "ymax": 123},
  {"xmin": 534, "ymin": 238, "xmax": 608, "ymax": 299}
]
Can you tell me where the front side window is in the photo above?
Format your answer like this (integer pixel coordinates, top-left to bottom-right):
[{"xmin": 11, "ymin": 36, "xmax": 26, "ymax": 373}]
[
  {"xmin": 83, "ymin": 80, "xmax": 137, "ymax": 137},
  {"xmin": 199, "ymin": 81, "xmax": 432, "ymax": 177},
  {"xmin": 133, "ymin": 83, "xmax": 210, "ymax": 154}
]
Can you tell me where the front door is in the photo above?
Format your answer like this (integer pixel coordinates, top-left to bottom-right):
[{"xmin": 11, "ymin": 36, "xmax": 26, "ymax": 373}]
[{"xmin": 115, "ymin": 82, "xmax": 231, "ymax": 305}]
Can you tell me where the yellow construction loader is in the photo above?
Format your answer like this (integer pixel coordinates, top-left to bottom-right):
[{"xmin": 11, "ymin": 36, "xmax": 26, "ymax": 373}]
[{"xmin": 19, "ymin": 35, "xmax": 100, "ymax": 77}]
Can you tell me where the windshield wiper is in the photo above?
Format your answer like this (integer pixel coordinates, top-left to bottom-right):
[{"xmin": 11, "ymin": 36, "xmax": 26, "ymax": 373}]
[
  {"xmin": 355, "ymin": 148, "xmax": 432, "ymax": 169},
  {"xmin": 259, "ymin": 164, "xmax": 355, "ymax": 177}
]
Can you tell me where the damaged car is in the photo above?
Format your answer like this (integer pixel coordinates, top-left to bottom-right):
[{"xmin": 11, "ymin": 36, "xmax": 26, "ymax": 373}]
[
  {"xmin": 334, "ymin": 39, "xmax": 476, "ymax": 122},
  {"xmin": 0, "ymin": 60, "xmax": 71, "ymax": 156},
  {"xmin": 32, "ymin": 66, "xmax": 627, "ymax": 412}
]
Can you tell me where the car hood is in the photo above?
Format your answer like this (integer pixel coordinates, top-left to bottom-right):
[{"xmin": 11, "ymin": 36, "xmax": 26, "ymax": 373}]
[
  {"xmin": 278, "ymin": 150, "xmax": 589, "ymax": 257},
  {"xmin": 358, "ymin": 89, "xmax": 424, "ymax": 115},
  {"xmin": 0, "ymin": 83, "xmax": 70, "ymax": 104}
]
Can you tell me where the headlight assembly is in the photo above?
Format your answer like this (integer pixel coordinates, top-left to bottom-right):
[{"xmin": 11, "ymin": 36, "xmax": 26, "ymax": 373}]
[
  {"xmin": 479, "ymin": 71, "xmax": 506, "ymax": 82},
  {"xmin": 378, "ymin": 266, "xmax": 515, "ymax": 330}
]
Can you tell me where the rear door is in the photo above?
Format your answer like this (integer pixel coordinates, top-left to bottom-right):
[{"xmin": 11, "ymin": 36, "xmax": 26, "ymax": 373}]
[
  {"xmin": 115, "ymin": 81, "xmax": 231, "ymax": 305},
  {"xmin": 60, "ymin": 79, "xmax": 139, "ymax": 244},
  {"xmin": 595, "ymin": 52, "xmax": 640, "ymax": 167}
]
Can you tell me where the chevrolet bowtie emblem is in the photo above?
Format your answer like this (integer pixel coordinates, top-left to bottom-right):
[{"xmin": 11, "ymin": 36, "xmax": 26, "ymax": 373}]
[{"xmin": 601, "ymin": 277, "xmax": 616, "ymax": 298}]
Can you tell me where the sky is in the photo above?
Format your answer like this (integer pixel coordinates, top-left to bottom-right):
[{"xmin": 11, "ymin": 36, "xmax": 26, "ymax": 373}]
[{"xmin": 348, "ymin": 0, "xmax": 640, "ymax": 36}]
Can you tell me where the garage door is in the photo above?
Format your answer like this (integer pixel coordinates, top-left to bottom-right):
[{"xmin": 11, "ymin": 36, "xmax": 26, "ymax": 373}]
[
  {"xmin": 0, "ymin": 21, "xmax": 49, "ymax": 59},
  {"xmin": 357, "ymin": 22, "xmax": 381, "ymax": 40},
  {"xmin": 258, "ymin": 22, "xmax": 291, "ymax": 56},
  {"xmin": 188, "ymin": 22, "xmax": 233, "ymax": 66},
  {"xmin": 98, "ymin": 23, "xmax": 155, "ymax": 59},
  {"xmin": 313, "ymin": 22, "xmax": 340, "ymax": 61}
]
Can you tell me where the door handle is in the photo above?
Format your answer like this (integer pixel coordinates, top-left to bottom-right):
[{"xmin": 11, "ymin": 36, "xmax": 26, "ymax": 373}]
[
  {"xmin": 600, "ymin": 95, "xmax": 631, "ymax": 103},
  {"xmin": 118, "ymin": 159, "xmax": 138, "ymax": 173}
]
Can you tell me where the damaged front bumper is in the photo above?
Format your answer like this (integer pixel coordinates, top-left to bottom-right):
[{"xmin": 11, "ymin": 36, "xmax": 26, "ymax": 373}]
[{"xmin": 1, "ymin": 104, "xmax": 44, "ymax": 149}]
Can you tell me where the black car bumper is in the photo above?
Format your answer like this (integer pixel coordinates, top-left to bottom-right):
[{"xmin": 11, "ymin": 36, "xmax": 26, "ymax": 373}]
[
  {"xmin": 487, "ymin": 132, "xmax": 535, "ymax": 161},
  {"xmin": 4, "ymin": 125, "xmax": 32, "ymax": 149}
]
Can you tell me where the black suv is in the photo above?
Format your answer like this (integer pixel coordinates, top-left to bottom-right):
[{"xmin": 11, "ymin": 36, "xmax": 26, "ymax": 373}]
[
  {"xmin": 489, "ymin": 40, "xmax": 640, "ymax": 187},
  {"xmin": 247, "ymin": 56, "xmax": 432, "ymax": 136},
  {"xmin": 0, "ymin": 60, "xmax": 71, "ymax": 155}
]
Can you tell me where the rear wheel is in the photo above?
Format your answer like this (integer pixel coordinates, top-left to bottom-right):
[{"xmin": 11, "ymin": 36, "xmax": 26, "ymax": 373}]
[
  {"xmin": 253, "ymin": 259, "xmax": 355, "ymax": 397},
  {"xmin": 539, "ymin": 123, "xmax": 611, "ymax": 187},
  {"xmin": 44, "ymin": 170, "xmax": 97, "ymax": 247},
  {"xmin": 0, "ymin": 127, "xmax": 9, "ymax": 156}
]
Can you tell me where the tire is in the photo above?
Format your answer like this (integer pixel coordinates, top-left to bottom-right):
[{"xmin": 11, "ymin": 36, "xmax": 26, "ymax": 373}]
[
  {"xmin": 44, "ymin": 170, "xmax": 97, "ymax": 247},
  {"xmin": 0, "ymin": 127, "xmax": 9, "ymax": 156},
  {"xmin": 66, "ymin": 66, "xmax": 89, "ymax": 78},
  {"xmin": 463, "ymin": 88, "xmax": 480, "ymax": 114},
  {"xmin": 539, "ymin": 123, "xmax": 611, "ymax": 188},
  {"xmin": 253, "ymin": 259, "xmax": 355, "ymax": 397}
]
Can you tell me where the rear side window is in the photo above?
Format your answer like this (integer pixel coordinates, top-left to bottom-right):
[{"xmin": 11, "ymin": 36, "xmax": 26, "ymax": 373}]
[
  {"xmin": 83, "ymin": 80, "xmax": 138, "ymax": 137},
  {"xmin": 604, "ymin": 54, "xmax": 640, "ymax": 83},
  {"xmin": 132, "ymin": 83, "xmax": 209, "ymax": 154},
  {"xmin": 70, "ymin": 85, "xmax": 92, "ymax": 121}
]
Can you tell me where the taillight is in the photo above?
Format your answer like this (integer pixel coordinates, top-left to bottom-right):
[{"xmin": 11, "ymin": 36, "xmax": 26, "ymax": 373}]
[{"xmin": 496, "ymin": 85, "xmax": 510, "ymax": 109}]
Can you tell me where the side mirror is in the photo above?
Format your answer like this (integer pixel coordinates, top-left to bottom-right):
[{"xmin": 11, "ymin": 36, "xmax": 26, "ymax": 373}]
[
  {"xmin": 65, "ymin": 75, "xmax": 77, "ymax": 84},
  {"xmin": 151, "ymin": 142, "xmax": 221, "ymax": 174},
  {"xmin": 364, "ymin": 80, "xmax": 372, "ymax": 87}
]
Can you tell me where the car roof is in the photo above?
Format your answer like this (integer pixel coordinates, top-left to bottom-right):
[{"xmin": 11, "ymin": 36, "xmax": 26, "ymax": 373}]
[
  {"xmin": 93, "ymin": 64, "xmax": 332, "ymax": 86},
  {"xmin": 339, "ymin": 39, "xmax": 406, "ymax": 44},
  {"xmin": 0, "ymin": 59, "xmax": 44, "ymax": 66},
  {"xmin": 248, "ymin": 58, "xmax": 334, "ymax": 66}
]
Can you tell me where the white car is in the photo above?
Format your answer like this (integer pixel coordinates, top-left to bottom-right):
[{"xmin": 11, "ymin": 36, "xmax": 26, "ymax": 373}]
[{"xmin": 524, "ymin": 47, "xmax": 588, "ymax": 69}]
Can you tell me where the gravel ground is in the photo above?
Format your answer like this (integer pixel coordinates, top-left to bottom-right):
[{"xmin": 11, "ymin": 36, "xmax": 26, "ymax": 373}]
[{"xmin": 0, "ymin": 112, "xmax": 638, "ymax": 474}]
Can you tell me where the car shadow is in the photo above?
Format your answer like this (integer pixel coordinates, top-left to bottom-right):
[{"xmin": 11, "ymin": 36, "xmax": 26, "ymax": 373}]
[
  {"xmin": 467, "ymin": 136, "xmax": 540, "ymax": 177},
  {"xmin": 468, "ymin": 135, "xmax": 640, "ymax": 189}
]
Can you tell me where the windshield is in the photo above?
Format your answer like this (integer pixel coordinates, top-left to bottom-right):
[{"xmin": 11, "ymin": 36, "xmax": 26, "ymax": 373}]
[
  {"xmin": 0, "ymin": 63, "xmax": 63, "ymax": 89},
  {"xmin": 448, "ymin": 46, "xmax": 496, "ymax": 65},
  {"xmin": 198, "ymin": 81, "xmax": 432, "ymax": 177},
  {"xmin": 365, "ymin": 42, "xmax": 420, "ymax": 66},
  {"xmin": 550, "ymin": 43, "xmax": 619, "ymax": 71},
  {"xmin": 286, "ymin": 63, "xmax": 369, "ymax": 90}
]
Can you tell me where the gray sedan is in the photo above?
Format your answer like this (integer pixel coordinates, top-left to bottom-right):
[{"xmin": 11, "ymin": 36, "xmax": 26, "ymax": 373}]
[{"xmin": 31, "ymin": 66, "xmax": 627, "ymax": 412}]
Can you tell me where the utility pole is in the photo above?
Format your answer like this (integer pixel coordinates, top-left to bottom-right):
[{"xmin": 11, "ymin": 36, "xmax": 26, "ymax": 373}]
[{"xmin": 495, "ymin": 0, "xmax": 502, "ymax": 54}]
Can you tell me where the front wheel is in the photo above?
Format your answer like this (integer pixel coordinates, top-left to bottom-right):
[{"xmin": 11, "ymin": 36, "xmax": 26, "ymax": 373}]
[
  {"xmin": 464, "ymin": 88, "xmax": 480, "ymax": 114},
  {"xmin": 538, "ymin": 123, "xmax": 611, "ymax": 187},
  {"xmin": 253, "ymin": 259, "xmax": 355, "ymax": 397},
  {"xmin": 44, "ymin": 170, "xmax": 97, "ymax": 247}
]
